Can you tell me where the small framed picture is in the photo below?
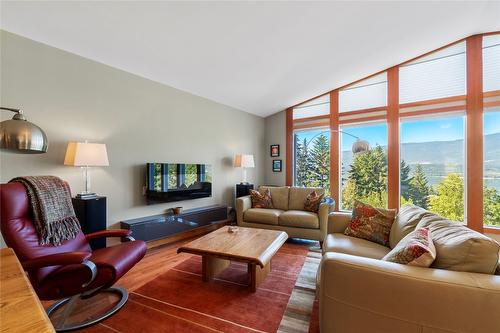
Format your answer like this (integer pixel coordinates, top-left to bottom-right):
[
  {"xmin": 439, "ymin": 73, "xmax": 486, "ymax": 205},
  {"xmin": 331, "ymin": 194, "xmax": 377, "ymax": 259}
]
[
  {"xmin": 270, "ymin": 144, "xmax": 280, "ymax": 157},
  {"xmin": 272, "ymin": 159, "xmax": 282, "ymax": 172}
]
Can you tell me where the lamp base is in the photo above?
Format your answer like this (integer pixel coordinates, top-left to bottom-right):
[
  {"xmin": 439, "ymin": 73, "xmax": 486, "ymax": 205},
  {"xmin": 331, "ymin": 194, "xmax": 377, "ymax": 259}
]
[{"xmin": 76, "ymin": 192, "xmax": 97, "ymax": 199}]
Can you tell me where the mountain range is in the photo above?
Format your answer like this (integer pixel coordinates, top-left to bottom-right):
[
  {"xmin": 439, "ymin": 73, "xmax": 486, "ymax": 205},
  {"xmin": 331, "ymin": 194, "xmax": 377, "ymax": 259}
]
[{"xmin": 341, "ymin": 132, "xmax": 500, "ymax": 190}]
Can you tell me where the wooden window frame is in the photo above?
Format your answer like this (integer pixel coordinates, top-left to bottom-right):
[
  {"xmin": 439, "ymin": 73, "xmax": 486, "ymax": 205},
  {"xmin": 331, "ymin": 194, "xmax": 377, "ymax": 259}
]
[{"xmin": 286, "ymin": 31, "xmax": 500, "ymax": 234}]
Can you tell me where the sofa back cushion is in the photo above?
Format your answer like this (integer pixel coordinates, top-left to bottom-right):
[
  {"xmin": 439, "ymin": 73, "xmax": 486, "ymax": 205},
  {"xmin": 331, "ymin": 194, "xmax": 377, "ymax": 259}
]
[
  {"xmin": 289, "ymin": 187, "xmax": 325, "ymax": 210},
  {"xmin": 389, "ymin": 204, "xmax": 434, "ymax": 249},
  {"xmin": 417, "ymin": 216, "xmax": 500, "ymax": 274},
  {"xmin": 259, "ymin": 186, "xmax": 289, "ymax": 211}
]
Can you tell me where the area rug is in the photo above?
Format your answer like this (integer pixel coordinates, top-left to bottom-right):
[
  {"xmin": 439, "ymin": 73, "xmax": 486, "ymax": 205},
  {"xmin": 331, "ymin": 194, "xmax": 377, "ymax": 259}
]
[
  {"xmin": 277, "ymin": 249, "xmax": 321, "ymax": 333},
  {"xmin": 85, "ymin": 242, "xmax": 321, "ymax": 333}
]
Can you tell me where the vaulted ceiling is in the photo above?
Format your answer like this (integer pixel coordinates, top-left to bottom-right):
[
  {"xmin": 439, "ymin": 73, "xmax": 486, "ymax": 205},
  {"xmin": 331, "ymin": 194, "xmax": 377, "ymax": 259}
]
[{"xmin": 1, "ymin": 1, "xmax": 499, "ymax": 117}]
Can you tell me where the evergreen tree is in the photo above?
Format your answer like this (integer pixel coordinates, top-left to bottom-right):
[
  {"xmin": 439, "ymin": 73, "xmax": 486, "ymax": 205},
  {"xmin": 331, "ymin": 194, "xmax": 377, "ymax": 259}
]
[
  {"xmin": 348, "ymin": 145, "xmax": 387, "ymax": 202},
  {"xmin": 429, "ymin": 173, "xmax": 464, "ymax": 221},
  {"xmin": 308, "ymin": 134, "xmax": 330, "ymax": 193},
  {"xmin": 295, "ymin": 138, "xmax": 310, "ymax": 186},
  {"xmin": 400, "ymin": 160, "xmax": 411, "ymax": 200},
  {"xmin": 408, "ymin": 164, "xmax": 431, "ymax": 208}
]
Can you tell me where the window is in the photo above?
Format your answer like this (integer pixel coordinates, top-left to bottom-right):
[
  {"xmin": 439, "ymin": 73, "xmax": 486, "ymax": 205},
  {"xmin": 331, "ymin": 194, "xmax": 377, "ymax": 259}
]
[
  {"xmin": 399, "ymin": 42, "xmax": 466, "ymax": 104},
  {"xmin": 294, "ymin": 128, "xmax": 330, "ymax": 194},
  {"xmin": 340, "ymin": 122, "xmax": 388, "ymax": 210},
  {"xmin": 293, "ymin": 94, "xmax": 329, "ymax": 120},
  {"xmin": 483, "ymin": 34, "xmax": 500, "ymax": 92},
  {"xmin": 484, "ymin": 110, "xmax": 500, "ymax": 227},
  {"xmin": 400, "ymin": 114, "xmax": 465, "ymax": 222},
  {"xmin": 339, "ymin": 72, "xmax": 387, "ymax": 112}
]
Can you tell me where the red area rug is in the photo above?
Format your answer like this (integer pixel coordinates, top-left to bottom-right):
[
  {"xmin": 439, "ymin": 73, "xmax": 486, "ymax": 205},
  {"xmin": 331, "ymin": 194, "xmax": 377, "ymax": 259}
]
[{"xmin": 86, "ymin": 242, "xmax": 315, "ymax": 333}]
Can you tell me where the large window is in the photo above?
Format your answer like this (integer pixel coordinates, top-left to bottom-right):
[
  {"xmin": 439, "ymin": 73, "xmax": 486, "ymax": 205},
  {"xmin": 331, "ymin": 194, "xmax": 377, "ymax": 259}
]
[
  {"xmin": 484, "ymin": 111, "xmax": 500, "ymax": 227},
  {"xmin": 400, "ymin": 115, "xmax": 465, "ymax": 222},
  {"xmin": 339, "ymin": 72, "xmax": 387, "ymax": 112},
  {"xmin": 294, "ymin": 128, "xmax": 330, "ymax": 194},
  {"xmin": 399, "ymin": 42, "xmax": 466, "ymax": 104},
  {"xmin": 287, "ymin": 32, "xmax": 499, "ymax": 233},
  {"xmin": 340, "ymin": 122, "xmax": 387, "ymax": 210}
]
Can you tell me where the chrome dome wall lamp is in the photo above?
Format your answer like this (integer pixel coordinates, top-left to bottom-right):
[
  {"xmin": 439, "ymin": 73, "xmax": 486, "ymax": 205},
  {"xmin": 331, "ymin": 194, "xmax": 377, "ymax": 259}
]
[{"xmin": 0, "ymin": 106, "xmax": 48, "ymax": 153}]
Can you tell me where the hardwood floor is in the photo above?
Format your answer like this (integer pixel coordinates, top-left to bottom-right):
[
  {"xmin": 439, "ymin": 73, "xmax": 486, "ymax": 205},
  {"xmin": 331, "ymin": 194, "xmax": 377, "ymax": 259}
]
[{"xmin": 114, "ymin": 238, "xmax": 195, "ymax": 292}]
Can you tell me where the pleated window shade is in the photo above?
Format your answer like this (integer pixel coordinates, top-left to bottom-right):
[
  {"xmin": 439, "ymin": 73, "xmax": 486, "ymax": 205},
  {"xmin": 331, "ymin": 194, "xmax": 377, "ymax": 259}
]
[
  {"xmin": 292, "ymin": 94, "xmax": 330, "ymax": 120},
  {"xmin": 399, "ymin": 42, "xmax": 466, "ymax": 104},
  {"xmin": 339, "ymin": 72, "xmax": 387, "ymax": 113},
  {"xmin": 483, "ymin": 35, "xmax": 500, "ymax": 93}
]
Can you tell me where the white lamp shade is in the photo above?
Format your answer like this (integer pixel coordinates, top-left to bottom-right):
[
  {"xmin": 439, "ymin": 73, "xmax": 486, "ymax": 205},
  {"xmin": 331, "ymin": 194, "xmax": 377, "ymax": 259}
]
[
  {"xmin": 234, "ymin": 154, "xmax": 255, "ymax": 168},
  {"xmin": 64, "ymin": 142, "xmax": 109, "ymax": 166}
]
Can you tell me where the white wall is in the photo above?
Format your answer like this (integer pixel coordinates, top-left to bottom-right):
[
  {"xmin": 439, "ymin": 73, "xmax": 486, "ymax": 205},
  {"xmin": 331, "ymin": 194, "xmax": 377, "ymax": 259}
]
[
  {"xmin": 264, "ymin": 110, "xmax": 286, "ymax": 186},
  {"xmin": 0, "ymin": 30, "xmax": 265, "ymax": 245}
]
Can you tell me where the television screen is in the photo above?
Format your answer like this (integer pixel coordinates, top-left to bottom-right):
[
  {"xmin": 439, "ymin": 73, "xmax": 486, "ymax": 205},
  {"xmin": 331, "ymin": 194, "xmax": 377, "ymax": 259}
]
[{"xmin": 146, "ymin": 163, "xmax": 212, "ymax": 203}]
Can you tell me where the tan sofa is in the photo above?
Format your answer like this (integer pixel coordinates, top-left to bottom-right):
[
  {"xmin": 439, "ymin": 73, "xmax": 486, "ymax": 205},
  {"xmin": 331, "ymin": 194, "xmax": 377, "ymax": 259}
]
[
  {"xmin": 319, "ymin": 208, "xmax": 500, "ymax": 333},
  {"xmin": 236, "ymin": 186, "xmax": 333, "ymax": 242}
]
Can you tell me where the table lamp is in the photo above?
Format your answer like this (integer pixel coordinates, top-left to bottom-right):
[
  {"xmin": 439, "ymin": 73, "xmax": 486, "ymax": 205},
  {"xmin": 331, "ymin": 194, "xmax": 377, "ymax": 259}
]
[
  {"xmin": 234, "ymin": 154, "xmax": 254, "ymax": 184},
  {"xmin": 64, "ymin": 141, "xmax": 109, "ymax": 197}
]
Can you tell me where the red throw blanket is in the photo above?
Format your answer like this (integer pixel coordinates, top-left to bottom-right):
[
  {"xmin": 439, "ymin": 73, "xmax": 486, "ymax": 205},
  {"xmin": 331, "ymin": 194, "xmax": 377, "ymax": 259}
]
[{"xmin": 11, "ymin": 176, "xmax": 81, "ymax": 245}]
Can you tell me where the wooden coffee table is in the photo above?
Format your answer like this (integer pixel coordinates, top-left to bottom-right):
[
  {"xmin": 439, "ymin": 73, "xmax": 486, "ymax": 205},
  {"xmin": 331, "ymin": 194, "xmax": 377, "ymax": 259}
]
[{"xmin": 177, "ymin": 226, "xmax": 288, "ymax": 292}]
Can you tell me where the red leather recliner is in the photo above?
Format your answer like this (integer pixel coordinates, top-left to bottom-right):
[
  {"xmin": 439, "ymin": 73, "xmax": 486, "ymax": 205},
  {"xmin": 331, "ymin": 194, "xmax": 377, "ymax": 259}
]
[{"xmin": 0, "ymin": 182, "xmax": 147, "ymax": 331}]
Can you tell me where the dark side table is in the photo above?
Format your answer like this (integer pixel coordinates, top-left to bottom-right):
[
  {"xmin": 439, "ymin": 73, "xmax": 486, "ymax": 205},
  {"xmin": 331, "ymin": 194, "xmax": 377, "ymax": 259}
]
[
  {"xmin": 236, "ymin": 183, "xmax": 254, "ymax": 198},
  {"xmin": 72, "ymin": 196, "xmax": 107, "ymax": 250}
]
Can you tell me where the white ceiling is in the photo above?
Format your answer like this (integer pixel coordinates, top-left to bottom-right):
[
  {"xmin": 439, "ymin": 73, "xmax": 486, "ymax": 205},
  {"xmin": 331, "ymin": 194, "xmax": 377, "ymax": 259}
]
[{"xmin": 1, "ymin": 1, "xmax": 499, "ymax": 117}]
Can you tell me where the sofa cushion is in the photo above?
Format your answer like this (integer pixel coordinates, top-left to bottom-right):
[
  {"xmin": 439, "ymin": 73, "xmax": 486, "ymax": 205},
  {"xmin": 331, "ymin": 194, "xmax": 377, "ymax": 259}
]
[
  {"xmin": 323, "ymin": 233, "xmax": 391, "ymax": 259},
  {"xmin": 279, "ymin": 210, "xmax": 320, "ymax": 229},
  {"xmin": 289, "ymin": 187, "xmax": 325, "ymax": 210},
  {"xmin": 344, "ymin": 200, "xmax": 396, "ymax": 247},
  {"xmin": 417, "ymin": 216, "xmax": 500, "ymax": 274},
  {"xmin": 259, "ymin": 186, "xmax": 289, "ymax": 211},
  {"xmin": 389, "ymin": 204, "xmax": 434, "ymax": 249},
  {"xmin": 383, "ymin": 227, "xmax": 436, "ymax": 267},
  {"xmin": 244, "ymin": 208, "xmax": 284, "ymax": 225},
  {"xmin": 250, "ymin": 189, "xmax": 273, "ymax": 209}
]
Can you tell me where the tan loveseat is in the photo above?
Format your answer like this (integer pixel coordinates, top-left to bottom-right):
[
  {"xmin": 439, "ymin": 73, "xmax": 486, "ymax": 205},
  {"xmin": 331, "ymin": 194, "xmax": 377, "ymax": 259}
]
[
  {"xmin": 319, "ymin": 206, "xmax": 500, "ymax": 333},
  {"xmin": 236, "ymin": 186, "xmax": 333, "ymax": 242}
]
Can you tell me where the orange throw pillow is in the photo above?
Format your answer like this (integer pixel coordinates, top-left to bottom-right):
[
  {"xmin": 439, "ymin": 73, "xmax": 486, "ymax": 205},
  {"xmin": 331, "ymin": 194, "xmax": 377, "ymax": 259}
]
[
  {"xmin": 304, "ymin": 191, "xmax": 324, "ymax": 213},
  {"xmin": 344, "ymin": 200, "xmax": 396, "ymax": 247},
  {"xmin": 250, "ymin": 189, "xmax": 273, "ymax": 209}
]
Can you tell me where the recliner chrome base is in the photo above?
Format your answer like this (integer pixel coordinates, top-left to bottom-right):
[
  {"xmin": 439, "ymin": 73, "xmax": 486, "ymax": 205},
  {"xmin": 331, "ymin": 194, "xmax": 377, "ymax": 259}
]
[{"xmin": 46, "ymin": 287, "xmax": 128, "ymax": 332}]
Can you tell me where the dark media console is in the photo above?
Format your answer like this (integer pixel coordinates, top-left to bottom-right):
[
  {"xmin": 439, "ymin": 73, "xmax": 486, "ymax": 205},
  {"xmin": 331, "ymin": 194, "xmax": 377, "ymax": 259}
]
[{"xmin": 120, "ymin": 205, "xmax": 228, "ymax": 244}]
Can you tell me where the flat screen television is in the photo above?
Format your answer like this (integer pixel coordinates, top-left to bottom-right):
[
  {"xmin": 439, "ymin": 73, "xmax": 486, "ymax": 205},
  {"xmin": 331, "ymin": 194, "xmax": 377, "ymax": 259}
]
[{"xmin": 146, "ymin": 163, "xmax": 212, "ymax": 203}]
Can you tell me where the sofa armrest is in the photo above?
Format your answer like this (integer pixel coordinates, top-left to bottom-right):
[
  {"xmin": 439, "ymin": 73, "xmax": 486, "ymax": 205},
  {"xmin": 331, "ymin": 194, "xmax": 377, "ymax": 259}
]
[
  {"xmin": 327, "ymin": 211, "xmax": 351, "ymax": 234},
  {"xmin": 236, "ymin": 195, "xmax": 252, "ymax": 225},
  {"xmin": 318, "ymin": 200, "xmax": 334, "ymax": 239},
  {"xmin": 319, "ymin": 252, "xmax": 500, "ymax": 333}
]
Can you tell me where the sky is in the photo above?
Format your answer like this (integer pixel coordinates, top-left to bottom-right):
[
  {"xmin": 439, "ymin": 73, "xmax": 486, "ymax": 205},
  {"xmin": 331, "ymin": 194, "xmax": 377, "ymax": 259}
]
[{"xmin": 295, "ymin": 112, "xmax": 500, "ymax": 152}]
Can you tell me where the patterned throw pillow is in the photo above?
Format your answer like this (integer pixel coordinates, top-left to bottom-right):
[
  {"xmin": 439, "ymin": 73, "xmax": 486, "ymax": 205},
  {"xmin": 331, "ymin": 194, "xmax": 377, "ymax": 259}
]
[
  {"xmin": 250, "ymin": 189, "xmax": 273, "ymax": 209},
  {"xmin": 344, "ymin": 200, "xmax": 396, "ymax": 247},
  {"xmin": 382, "ymin": 228, "xmax": 436, "ymax": 267},
  {"xmin": 304, "ymin": 191, "xmax": 324, "ymax": 213}
]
